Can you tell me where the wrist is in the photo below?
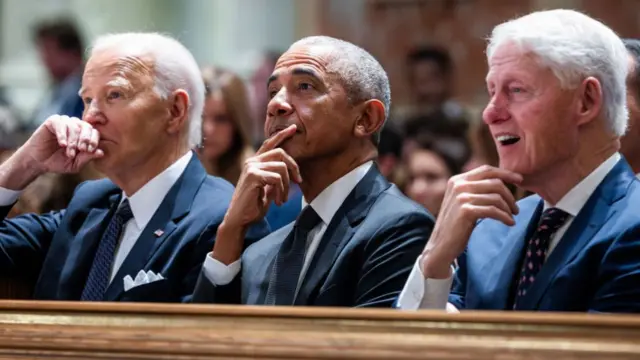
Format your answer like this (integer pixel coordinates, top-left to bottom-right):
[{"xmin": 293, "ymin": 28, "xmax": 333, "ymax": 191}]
[
  {"xmin": 212, "ymin": 220, "xmax": 249, "ymax": 265},
  {"xmin": 420, "ymin": 248, "xmax": 454, "ymax": 279},
  {"xmin": 0, "ymin": 149, "xmax": 43, "ymax": 190}
]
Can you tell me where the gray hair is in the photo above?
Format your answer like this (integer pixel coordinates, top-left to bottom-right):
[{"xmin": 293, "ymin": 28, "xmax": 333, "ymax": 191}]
[
  {"xmin": 487, "ymin": 9, "xmax": 629, "ymax": 136},
  {"xmin": 90, "ymin": 32, "xmax": 205, "ymax": 147},
  {"xmin": 291, "ymin": 36, "xmax": 391, "ymax": 145}
]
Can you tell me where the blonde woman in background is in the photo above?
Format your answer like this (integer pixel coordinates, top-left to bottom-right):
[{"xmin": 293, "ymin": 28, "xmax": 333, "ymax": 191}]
[{"xmin": 198, "ymin": 66, "xmax": 255, "ymax": 185}]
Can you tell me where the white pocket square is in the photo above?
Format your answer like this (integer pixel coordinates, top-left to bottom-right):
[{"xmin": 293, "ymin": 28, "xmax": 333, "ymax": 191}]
[{"xmin": 123, "ymin": 270, "xmax": 165, "ymax": 292}]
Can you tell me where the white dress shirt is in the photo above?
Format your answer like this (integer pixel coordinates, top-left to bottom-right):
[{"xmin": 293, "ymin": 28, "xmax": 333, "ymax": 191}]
[
  {"xmin": 202, "ymin": 161, "xmax": 374, "ymax": 289},
  {"xmin": 0, "ymin": 151, "xmax": 193, "ymax": 283},
  {"xmin": 397, "ymin": 153, "xmax": 622, "ymax": 311}
]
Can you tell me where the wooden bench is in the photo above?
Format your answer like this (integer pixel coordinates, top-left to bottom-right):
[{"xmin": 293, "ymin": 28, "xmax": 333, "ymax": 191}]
[{"xmin": 0, "ymin": 301, "xmax": 638, "ymax": 359}]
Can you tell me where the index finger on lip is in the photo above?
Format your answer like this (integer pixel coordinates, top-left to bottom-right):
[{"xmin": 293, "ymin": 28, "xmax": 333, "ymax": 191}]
[{"xmin": 256, "ymin": 125, "xmax": 297, "ymax": 155}]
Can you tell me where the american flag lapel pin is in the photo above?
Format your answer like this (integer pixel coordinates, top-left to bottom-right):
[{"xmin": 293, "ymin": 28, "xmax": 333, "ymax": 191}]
[{"xmin": 154, "ymin": 229, "xmax": 165, "ymax": 237}]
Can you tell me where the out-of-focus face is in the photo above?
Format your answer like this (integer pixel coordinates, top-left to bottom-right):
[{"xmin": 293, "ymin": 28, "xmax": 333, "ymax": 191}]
[
  {"xmin": 37, "ymin": 37, "xmax": 78, "ymax": 82},
  {"xmin": 410, "ymin": 60, "xmax": 449, "ymax": 106},
  {"xmin": 483, "ymin": 42, "xmax": 580, "ymax": 179},
  {"xmin": 405, "ymin": 149, "xmax": 451, "ymax": 217},
  {"xmin": 201, "ymin": 92, "xmax": 234, "ymax": 161},
  {"xmin": 621, "ymin": 53, "xmax": 640, "ymax": 164},
  {"xmin": 80, "ymin": 48, "xmax": 173, "ymax": 177},
  {"xmin": 265, "ymin": 44, "xmax": 359, "ymax": 162}
]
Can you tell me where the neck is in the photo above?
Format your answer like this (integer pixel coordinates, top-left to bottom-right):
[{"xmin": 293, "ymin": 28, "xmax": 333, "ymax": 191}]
[
  {"xmin": 109, "ymin": 145, "xmax": 188, "ymax": 197},
  {"xmin": 298, "ymin": 146, "xmax": 376, "ymax": 203},
  {"xmin": 523, "ymin": 139, "xmax": 617, "ymax": 205}
]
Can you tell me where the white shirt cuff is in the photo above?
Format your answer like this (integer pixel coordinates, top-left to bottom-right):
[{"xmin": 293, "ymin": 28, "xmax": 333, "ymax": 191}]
[
  {"xmin": 397, "ymin": 256, "xmax": 456, "ymax": 311},
  {"xmin": 0, "ymin": 186, "xmax": 21, "ymax": 206},
  {"xmin": 202, "ymin": 252, "xmax": 241, "ymax": 286}
]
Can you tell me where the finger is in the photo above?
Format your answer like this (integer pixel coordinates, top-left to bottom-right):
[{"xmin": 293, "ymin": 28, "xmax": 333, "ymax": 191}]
[
  {"xmin": 256, "ymin": 124, "xmax": 297, "ymax": 155},
  {"xmin": 256, "ymin": 148, "xmax": 302, "ymax": 183},
  {"xmin": 77, "ymin": 122, "xmax": 94, "ymax": 152},
  {"xmin": 455, "ymin": 179, "xmax": 518, "ymax": 214},
  {"xmin": 88, "ymin": 129, "xmax": 100, "ymax": 153},
  {"xmin": 462, "ymin": 204, "xmax": 515, "ymax": 226},
  {"xmin": 460, "ymin": 165, "xmax": 523, "ymax": 185},
  {"xmin": 73, "ymin": 147, "xmax": 105, "ymax": 168},
  {"xmin": 246, "ymin": 168, "xmax": 286, "ymax": 206},
  {"xmin": 459, "ymin": 193, "xmax": 512, "ymax": 217},
  {"xmin": 65, "ymin": 120, "xmax": 81, "ymax": 158},
  {"xmin": 257, "ymin": 162, "xmax": 290, "ymax": 204},
  {"xmin": 46, "ymin": 116, "xmax": 68, "ymax": 147}
]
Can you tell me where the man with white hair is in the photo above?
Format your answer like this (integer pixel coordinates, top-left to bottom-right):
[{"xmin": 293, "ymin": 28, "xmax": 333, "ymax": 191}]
[
  {"xmin": 192, "ymin": 36, "xmax": 433, "ymax": 307},
  {"xmin": 398, "ymin": 9, "xmax": 640, "ymax": 312},
  {"xmin": 0, "ymin": 32, "xmax": 268, "ymax": 302}
]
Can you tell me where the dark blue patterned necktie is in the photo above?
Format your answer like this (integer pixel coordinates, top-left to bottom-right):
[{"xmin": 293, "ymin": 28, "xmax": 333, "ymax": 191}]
[
  {"xmin": 513, "ymin": 207, "xmax": 569, "ymax": 309},
  {"xmin": 265, "ymin": 205, "xmax": 322, "ymax": 305},
  {"xmin": 80, "ymin": 199, "xmax": 134, "ymax": 301}
]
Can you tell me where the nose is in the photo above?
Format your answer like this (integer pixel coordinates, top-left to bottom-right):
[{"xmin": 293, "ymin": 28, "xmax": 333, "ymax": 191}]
[
  {"xmin": 482, "ymin": 93, "xmax": 510, "ymax": 125},
  {"xmin": 83, "ymin": 100, "xmax": 106, "ymax": 126},
  {"xmin": 267, "ymin": 88, "xmax": 294, "ymax": 118}
]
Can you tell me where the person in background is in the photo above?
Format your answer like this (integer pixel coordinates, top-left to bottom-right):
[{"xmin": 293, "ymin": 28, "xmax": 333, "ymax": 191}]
[
  {"xmin": 29, "ymin": 17, "xmax": 85, "ymax": 130},
  {"xmin": 198, "ymin": 66, "xmax": 255, "ymax": 185},
  {"xmin": 377, "ymin": 121, "xmax": 404, "ymax": 186},
  {"xmin": 399, "ymin": 9, "xmax": 640, "ymax": 312},
  {"xmin": 193, "ymin": 36, "xmax": 433, "ymax": 307},
  {"xmin": 404, "ymin": 134, "xmax": 464, "ymax": 217},
  {"xmin": 249, "ymin": 50, "xmax": 282, "ymax": 147},
  {"xmin": 622, "ymin": 39, "xmax": 640, "ymax": 177}
]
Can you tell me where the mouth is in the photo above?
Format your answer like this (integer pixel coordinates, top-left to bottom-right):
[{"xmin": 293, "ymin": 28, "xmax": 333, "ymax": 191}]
[
  {"xmin": 268, "ymin": 124, "xmax": 300, "ymax": 138},
  {"xmin": 496, "ymin": 134, "xmax": 521, "ymax": 146}
]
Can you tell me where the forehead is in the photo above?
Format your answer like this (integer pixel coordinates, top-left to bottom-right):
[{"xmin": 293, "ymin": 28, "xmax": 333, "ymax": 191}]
[
  {"xmin": 486, "ymin": 43, "xmax": 544, "ymax": 83},
  {"xmin": 272, "ymin": 44, "xmax": 334, "ymax": 77},
  {"xmin": 83, "ymin": 48, "xmax": 155, "ymax": 87}
]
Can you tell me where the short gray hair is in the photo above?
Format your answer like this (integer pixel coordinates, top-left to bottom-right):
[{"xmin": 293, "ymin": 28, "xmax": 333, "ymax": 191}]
[
  {"xmin": 291, "ymin": 36, "xmax": 391, "ymax": 145},
  {"xmin": 90, "ymin": 32, "xmax": 205, "ymax": 147},
  {"xmin": 487, "ymin": 9, "xmax": 629, "ymax": 136}
]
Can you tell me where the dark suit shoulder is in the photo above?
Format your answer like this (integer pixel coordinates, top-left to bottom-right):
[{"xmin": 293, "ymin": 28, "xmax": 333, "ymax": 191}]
[
  {"xmin": 370, "ymin": 185, "xmax": 435, "ymax": 222},
  {"xmin": 64, "ymin": 178, "xmax": 120, "ymax": 210}
]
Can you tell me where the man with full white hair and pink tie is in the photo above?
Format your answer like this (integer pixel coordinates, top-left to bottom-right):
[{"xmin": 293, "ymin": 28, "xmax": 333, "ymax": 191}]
[
  {"xmin": 0, "ymin": 32, "xmax": 268, "ymax": 302},
  {"xmin": 398, "ymin": 9, "xmax": 640, "ymax": 312}
]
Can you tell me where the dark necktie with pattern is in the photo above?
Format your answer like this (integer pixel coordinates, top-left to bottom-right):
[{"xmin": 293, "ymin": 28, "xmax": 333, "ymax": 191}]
[
  {"xmin": 513, "ymin": 207, "xmax": 569, "ymax": 309},
  {"xmin": 80, "ymin": 199, "xmax": 134, "ymax": 301},
  {"xmin": 265, "ymin": 205, "xmax": 322, "ymax": 305}
]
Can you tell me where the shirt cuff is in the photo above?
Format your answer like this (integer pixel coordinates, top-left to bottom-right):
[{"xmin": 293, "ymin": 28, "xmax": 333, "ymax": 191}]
[
  {"xmin": 397, "ymin": 255, "xmax": 455, "ymax": 310},
  {"xmin": 0, "ymin": 187, "xmax": 21, "ymax": 206},
  {"xmin": 202, "ymin": 252, "xmax": 241, "ymax": 286}
]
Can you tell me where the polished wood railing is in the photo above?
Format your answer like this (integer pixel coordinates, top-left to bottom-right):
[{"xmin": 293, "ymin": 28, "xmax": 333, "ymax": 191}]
[{"xmin": 0, "ymin": 301, "xmax": 638, "ymax": 359}]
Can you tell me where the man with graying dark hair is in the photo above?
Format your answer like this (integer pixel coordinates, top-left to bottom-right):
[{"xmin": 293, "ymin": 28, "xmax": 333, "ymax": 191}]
[{"xmin": 193, "ymin": 35, "xmax": 433, "ymax": 307}]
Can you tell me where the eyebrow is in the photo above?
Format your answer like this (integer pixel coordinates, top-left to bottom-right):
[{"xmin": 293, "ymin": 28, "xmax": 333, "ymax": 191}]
[
  {"xmin": 266, "ymin": 67, "xmax": 322, "ymax": 88},
  {"xmin": 78, "ymin": 77, "xmax": 133, "ymax": 97}
]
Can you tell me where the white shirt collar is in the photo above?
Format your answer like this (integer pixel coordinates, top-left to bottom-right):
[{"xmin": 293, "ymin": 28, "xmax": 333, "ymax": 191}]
[
  {"xmin": 123, "ymin": 151, "xmax": 193, "ymax": 229},
  {"xmin": 301, "ymin": 161, "xmax": 373, "ymax": 225},
  {"xmin": 544, "ymin": 152, "xmax": 621, "ymax": 216}
]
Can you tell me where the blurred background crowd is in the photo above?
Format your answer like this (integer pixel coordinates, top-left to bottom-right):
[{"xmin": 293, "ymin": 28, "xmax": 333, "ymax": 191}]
[{"xmin": 0, "ymin": 0, "xmax": 638, "ymax": 227}]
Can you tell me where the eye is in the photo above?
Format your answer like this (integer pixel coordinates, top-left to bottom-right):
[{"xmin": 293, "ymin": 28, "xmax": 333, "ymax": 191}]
[
  {"xmin": 509, "ymin": 86, "xmax": 524, "ymax": 94},
  {"xmin": 107, "ymin": 91, "xmax": 122, "ymax": 100},
  {"xmin": 83, "ymin": 97, "xmax": 92, "ymax": 105},
  {"xmin": 298, "ymin": 82, "xmax": 313, "ymax": 91},
  {"xmin": 268, "ymin": 89, "xmax": 278, "ymax": 99}
]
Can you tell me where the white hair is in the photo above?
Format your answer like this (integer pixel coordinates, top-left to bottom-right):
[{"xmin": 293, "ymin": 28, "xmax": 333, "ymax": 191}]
[
  {"xmin": 291, "ymin": 36, "xmax": 391, "ymax": 145},
  {"xmin": 90, "ymin": 32, "xmax": 205, "ymax": 147},
  {"xmin": 487, "ymin": 9, "xmax": 629, "ymax": 136}
]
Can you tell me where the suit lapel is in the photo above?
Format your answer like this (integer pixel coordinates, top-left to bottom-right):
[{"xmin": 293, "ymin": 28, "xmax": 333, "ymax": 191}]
[
  {"xmin": 104, "ymin": 154, "xmax": 207, "ymax": 301},
  {"xmin": 57, "ymin": 192, "xmax": 121, "ymax": 300},
  {"xmin": 294, "ymin": 165, "xmax": 390, "ymax": 305},
  {"xmin": 519, "ymin": 160, "xmax": 633, "ymax": 310},
  {"xmin": 482, "ymin": 198, "xmax": 543, "ymax": 310}
]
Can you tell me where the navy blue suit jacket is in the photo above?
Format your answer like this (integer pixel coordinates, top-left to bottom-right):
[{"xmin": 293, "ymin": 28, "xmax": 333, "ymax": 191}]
[
  {"xmin": 192, "ymin": 165, "xmax": 434, "ymax": 307},
  {"xmin": 0, "ymin": 154, "xmax": 269, "ymax": 302},
  {"xmin": 451, "ymin": 159, "xmax": 640, "ymax": 312}
]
